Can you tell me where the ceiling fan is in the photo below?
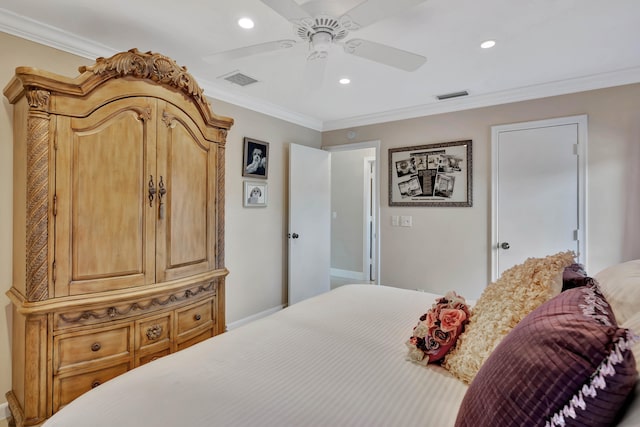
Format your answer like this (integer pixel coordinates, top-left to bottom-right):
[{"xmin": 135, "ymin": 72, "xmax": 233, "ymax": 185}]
[{"xmin": 204, "ymin": 0, "xmax": 427, "ymax": 72}]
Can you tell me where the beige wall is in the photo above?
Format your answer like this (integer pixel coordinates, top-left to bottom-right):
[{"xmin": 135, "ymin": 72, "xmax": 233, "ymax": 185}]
[
  {"xmin": 323, "ymin": 85, "xmax": 640, "ymax": 299},
  {"xmin": 0, "ymin": 32, "xmax": 321, "ymax": 409}
]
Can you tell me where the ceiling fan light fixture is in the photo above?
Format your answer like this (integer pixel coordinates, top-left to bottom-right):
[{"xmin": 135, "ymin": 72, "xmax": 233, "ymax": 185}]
[
  {"xmin": 238, "ymin": 17, "xmax": 255, "ymax": 29},
  {"xmin": 311, "ymin": 31, "xmax": 333, "ymax": 53}
]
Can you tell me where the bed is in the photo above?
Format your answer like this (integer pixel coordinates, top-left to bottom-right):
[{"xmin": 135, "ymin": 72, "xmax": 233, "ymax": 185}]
[{"xmin": 42, "ymin": 256, "xmax": 640, "ymax": 427}]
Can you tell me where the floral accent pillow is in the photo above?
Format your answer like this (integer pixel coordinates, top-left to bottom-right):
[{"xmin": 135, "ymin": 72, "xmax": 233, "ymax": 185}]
[{"xmin": 406, "ymin": 291, "xmax": 471, "ymax": 364}]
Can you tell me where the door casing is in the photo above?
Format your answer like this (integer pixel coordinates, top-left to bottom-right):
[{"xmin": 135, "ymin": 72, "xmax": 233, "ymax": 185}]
[{"xmin": 491, "ymin": 115, "xmax": 587, "ymax": 281}]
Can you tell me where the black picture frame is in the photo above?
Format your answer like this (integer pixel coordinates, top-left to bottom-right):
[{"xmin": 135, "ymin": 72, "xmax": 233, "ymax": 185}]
[
  {"xmin": 389, "ymin": 140, "xmax": 472, "ymax": 207},
  {"xmin": 242, "ymin": 137, "xmax": 269, "ymax": 179}
]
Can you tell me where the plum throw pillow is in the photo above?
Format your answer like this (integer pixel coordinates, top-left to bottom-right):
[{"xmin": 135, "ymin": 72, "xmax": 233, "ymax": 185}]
[
  {"xmin": 455, "ymin": 282, "xmax": 638, "ymax": 427},
  {"xmin": 443, "ymin": 251, "xmax": 575, "ymax": 383}
]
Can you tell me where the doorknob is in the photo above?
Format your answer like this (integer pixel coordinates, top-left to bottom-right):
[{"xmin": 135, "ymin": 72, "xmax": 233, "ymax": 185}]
[
  {"xmin": 500, "ymin": 242, "xmax": 510, "ymax": 250},
  {"xmin": 290, "ymin": 233, "xmax": 299, "ymax": 239}
]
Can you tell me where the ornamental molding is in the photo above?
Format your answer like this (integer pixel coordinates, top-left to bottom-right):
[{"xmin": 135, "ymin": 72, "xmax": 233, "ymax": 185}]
[
  {"xmin": 80, "ymin": 48, "xmax": 207, "ymax": 105},
  {"xmin": 57, "ymin": 280, "xmax": 216, "ymax": 326}
]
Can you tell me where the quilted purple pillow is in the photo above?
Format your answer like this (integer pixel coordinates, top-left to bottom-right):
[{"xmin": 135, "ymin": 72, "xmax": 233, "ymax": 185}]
[{"xmin": 455, "ymin": 282, "xmax": 638, "ymax": 427}]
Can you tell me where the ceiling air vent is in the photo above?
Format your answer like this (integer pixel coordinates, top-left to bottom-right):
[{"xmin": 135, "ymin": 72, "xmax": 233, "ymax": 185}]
[
  {"xmin": 436, "ymin": 90, "xmax": 469, "ymax": 101},
  {"xmin": 222, "ymin": 72, "xmax": 259, "ymax": 87}
]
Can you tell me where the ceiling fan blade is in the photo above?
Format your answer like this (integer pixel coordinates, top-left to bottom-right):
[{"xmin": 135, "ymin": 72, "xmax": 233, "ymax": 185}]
[
  {"xmin": 343, "ymin": 0, "xmax": 427, "ymax": 28},
  {"xmin": 299, "ymin": 0, "xmax": 363, "ymax": 18},
  {"xmin": 343, "ymin": 39, "xmax": 426, "ymax": 71},
  {"xmin": 203, "ymin": 40, "xmax": 297, "ymax": 63},
  {"xmin": 260, "ymin": 0, "xmax": 310, "ymax": 21}
]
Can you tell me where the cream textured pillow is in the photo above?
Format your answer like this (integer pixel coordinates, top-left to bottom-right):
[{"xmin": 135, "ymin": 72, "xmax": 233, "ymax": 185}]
[
  {"xmin": 622, "ymin": 312, "xmax": 640, "ymax": 363},
  {"xmin": 442, "ymin": 251, "xmax": 575, "ymax": 384},
  {"xmin": 594, "ymin": 259, "xmax": 640, "ymax": 324}
]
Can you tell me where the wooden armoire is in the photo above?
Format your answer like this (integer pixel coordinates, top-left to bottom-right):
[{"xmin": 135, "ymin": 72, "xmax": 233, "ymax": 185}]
[{"xmin": 4, "ymin": 49, "xmax": 234, "ymax": 426}]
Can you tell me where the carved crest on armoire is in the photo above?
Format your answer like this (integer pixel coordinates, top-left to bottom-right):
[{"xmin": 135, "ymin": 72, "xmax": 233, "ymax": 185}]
[{"xmin": 4, "ymin": 49, "xmax": 234, "ymax": 426}]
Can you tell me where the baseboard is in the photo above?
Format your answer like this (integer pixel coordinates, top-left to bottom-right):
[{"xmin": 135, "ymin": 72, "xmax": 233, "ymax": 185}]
[
  {"xmin": 227, "ymin": 304, "xmax": 285, "ymax": 330},
  {"xmin": 1, "ymin": 401, "xmax": 8, "ymax": 422},
  {"xmin": 330, "ymin": 268, "xmax": 366, "ymax": 280}
]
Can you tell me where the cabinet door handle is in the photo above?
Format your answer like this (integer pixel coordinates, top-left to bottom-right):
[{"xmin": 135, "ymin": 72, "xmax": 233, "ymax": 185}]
[
  {"xmin": 158, "ymin": 176, "xmax": 167, "ymax": 219},
  {"xmin": 194, "ymin": 314, "xmax": 201, "ymax": 321},
  {"xmin": 91, "ymin": 342, "xmax": 101, "ymax": 352},
  {"xmin": 148, "ymin": 175, "xmax": 156, "ymax": 207}
]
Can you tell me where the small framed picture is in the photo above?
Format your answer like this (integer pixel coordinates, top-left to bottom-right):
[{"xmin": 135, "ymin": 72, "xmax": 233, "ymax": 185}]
[
  {"xmin": 242, "ymin": 137, "xmax": 269, "ymax": 179},
  {"xmin": 244, "ymin": 181, "xmax": 268, "ymax": 207}
]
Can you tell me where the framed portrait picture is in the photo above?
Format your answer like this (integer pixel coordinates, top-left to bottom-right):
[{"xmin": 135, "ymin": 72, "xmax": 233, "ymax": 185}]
[
  {"xmin": 389, "ymin": 140, "xmax": 472, "ymax": 207},
  {"xmin": 243, "ymin": 181, "xmax": 268, "ymax": 207},
  {"xmin": 242, "ymin": 137, "xmax": 269, "ymax": 179}
]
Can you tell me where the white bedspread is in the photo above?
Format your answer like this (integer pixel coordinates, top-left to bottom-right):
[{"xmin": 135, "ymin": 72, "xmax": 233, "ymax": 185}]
[{"xmin": 44, "ymin": 285, "xmax": 469, "ymax": 427}]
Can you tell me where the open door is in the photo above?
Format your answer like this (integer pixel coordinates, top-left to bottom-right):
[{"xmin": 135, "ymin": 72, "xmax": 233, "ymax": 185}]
[{"xmin": 288, "ymin": 143, "xmax": 331, "ymax": 305}]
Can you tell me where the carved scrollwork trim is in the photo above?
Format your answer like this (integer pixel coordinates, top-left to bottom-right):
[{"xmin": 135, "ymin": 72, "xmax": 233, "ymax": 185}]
[
  {"xmin": 25, "ymin": 89, "xmax": 50, "ymax": 111},
  {"xmin": 25, "ymin": 104, "xmax": 51, "ymax": 302},
  {"xmin": 80, "ymin": 48, "xmax": 207, "ymax": 105},
  {"xmin": 217, "ymin": 146, "xmax": 225, "ymax": 268},
  {"xmin": 146, "ymin": 325, "xmax": 164, "ymax": 341},
  {"xmin": 58, "ymin": 281, "xmax": 215, "ymax": 325}
]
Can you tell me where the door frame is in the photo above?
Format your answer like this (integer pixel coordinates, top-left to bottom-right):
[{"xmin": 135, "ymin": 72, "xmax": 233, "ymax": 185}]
[
  {"xmin": 364, "ymin": 155, "xmax": 376, "ymax": 281},
  {"xmin": 323, "ymin": 140, "xmax": 381, "ymax": 285},
  {"xmin": 491, "ymin": 115, "xmax": 587, "ymax": 281}
]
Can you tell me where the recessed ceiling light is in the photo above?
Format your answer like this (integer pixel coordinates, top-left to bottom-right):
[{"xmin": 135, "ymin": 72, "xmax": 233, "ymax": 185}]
[
  {"xmin": 480, "ymin": 40, "xmax": 496, "ymax": 49},
  {"xmin": 339, "ymin": 78, "xmax": 351, "ymax": 85},
  {"xmin": 238, "ymin": 17, "xmax": 254, "ymax": 29}
]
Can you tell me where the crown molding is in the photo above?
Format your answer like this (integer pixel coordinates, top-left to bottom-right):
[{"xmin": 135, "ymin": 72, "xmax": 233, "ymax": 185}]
[
  {"xmin": 0, "ymin": 8, "xmax": 324, "ymax": 131},
  {"xmin": 197, "ymin": 78, "xmax": 323, "ymax": 131},
  {"xmin": 2, "ymin": 8, "xmax": 639, "ymax": 133},
  {"xmin": 322, "ymin": 66, "xmax": 640, "ymax": 131},
  {"xmin": 0, "ymin": 8, "xmax": 116, "ymax": 59}
]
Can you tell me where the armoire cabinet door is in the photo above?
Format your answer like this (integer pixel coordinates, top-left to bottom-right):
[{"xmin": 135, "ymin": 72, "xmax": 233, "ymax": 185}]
[
  {"xmin": 54, "ymin": 98, "xmax": 157, "ymax": 296},
  {"xmin": 155, "ymin": 100, "xmax": 217, "ymax": 282}
]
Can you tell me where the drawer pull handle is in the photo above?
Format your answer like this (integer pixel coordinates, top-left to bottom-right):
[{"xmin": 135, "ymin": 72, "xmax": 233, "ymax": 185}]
[
  {"xmin": 194, "ymin": 314, "xmax": 201, "ymax": 321},
  {"xmin": 146, "ymin": 325, "xmax": 164, "ymax": 340},
  {"xmin": 91, "ymin": 343, "xmax": 101, "ymax": 352},
  {"xmin": 91, "ymin": 380, "xmax": 101, "ymax": 388}
]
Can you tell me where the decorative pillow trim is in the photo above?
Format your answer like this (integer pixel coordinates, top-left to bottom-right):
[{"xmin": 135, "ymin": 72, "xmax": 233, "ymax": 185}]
[
  {"xmin": 579, "ymin": 283, "xmax": 613, "ymax": 327},
  {"xmin": 544, "ymin": 328, "xmax": 639, "ymax": 427}
]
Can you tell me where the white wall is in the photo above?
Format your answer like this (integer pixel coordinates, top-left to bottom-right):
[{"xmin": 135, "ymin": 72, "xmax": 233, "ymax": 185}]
[{"xmin": 323, "ymin": 84, "xmax": 640, "ymax": 300}]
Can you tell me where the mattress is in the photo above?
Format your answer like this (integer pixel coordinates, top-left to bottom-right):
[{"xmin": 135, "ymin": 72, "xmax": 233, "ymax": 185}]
[{"xmin": 43, "ymin": 285, "xmax": 469, "ymax": 427}]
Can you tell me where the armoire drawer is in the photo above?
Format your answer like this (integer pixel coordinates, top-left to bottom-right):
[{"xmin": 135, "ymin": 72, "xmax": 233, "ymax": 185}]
[
  {"xmin": 53, "ymin": 362, "xmax": 130, "ymax": 412},
  {"xmin": 136, "ymin": 313, "xmax": 171, "ymax": 350},
  {"xmin": 54, "ymin": 325, "xmax": 131, "ymax": 372},
  {"xmin": 176, "ymin": 298, "xmax": 213, "ymax": 336},
  {"xmin": 137, "ymin": 348, "xmax": 171, "ymax": 367}
]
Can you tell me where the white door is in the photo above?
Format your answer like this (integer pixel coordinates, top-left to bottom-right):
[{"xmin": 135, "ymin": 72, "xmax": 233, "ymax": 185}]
[
  {"xmin": 288, "ymin": 143, "xmax": 331, "ymax": 305},
  {"xmin": 491, "ymin": 115, "xmax": 587, "ymax": 281}
]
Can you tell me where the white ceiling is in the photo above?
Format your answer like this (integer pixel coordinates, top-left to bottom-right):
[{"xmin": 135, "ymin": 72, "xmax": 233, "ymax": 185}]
[{"xmin": 1, "ymin": 0, "xmax": 639, "ymax": 131}]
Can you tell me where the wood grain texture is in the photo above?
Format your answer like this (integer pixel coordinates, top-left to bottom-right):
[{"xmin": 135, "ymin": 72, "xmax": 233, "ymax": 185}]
[{"xmin": 5, "ymin": 50, "xmax": 233, "ymax": 426}]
